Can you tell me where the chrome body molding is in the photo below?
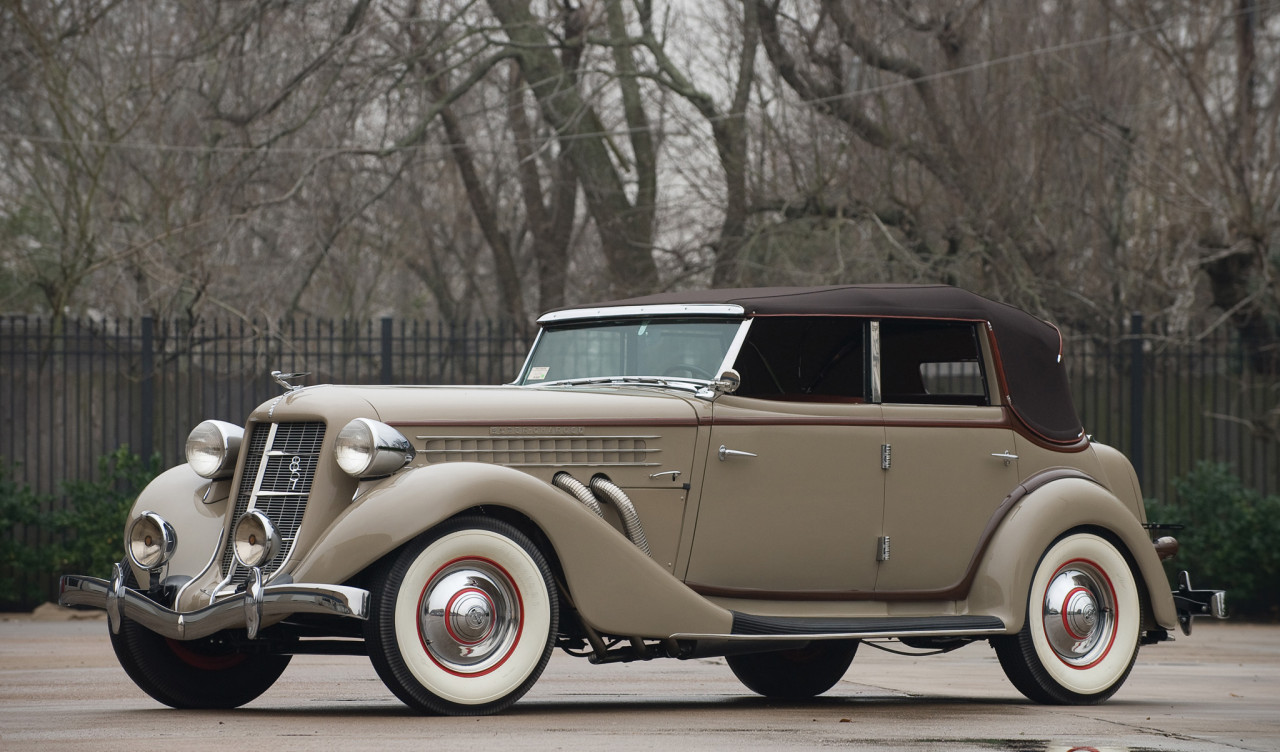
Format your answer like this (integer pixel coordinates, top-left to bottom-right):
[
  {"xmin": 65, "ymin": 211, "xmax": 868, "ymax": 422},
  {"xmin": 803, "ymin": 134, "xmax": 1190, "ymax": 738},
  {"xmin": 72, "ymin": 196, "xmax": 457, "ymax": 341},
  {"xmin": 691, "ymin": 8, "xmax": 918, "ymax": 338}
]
[
  {"xmin": 58, "ymin": 569, "xmax": 369, "ymax": 641},
  {"xmin": 538, "ymin": 303, "xmax": 745, "ymax": 324},
  {"xmin": 869, "ymin": 320, "xmax": 882, "ymax": 403}
]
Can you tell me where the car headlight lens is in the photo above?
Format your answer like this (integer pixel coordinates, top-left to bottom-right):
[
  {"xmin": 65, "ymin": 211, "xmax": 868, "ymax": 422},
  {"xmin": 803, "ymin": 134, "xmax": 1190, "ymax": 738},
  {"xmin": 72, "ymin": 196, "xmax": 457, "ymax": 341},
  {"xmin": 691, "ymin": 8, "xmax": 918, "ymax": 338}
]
[
  {"xmin": 233, "ymin": 510, "xmax": 280, "ymax": 568},
  {"xmin": 185, "ymin": 420, "xmax": 244, "ymax": 479},
  {"xmin": 127, "ymin": 512, "xmax": 177, "ymax": 571},
  {"xmin": 334, "ymin": 418, "xmax": 415, "ymax": 478}
]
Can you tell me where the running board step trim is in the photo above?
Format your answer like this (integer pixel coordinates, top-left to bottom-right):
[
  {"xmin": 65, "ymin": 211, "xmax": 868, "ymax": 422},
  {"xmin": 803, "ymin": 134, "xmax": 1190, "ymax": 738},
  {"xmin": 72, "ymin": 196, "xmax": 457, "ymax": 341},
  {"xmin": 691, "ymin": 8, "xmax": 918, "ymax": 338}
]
[
  {"xmin": 732, "ymin": 612, "xmax": 1005, "ymax": 636},
  {"xmin": 669, "ymin": 613, "xmax": 1006, "ymax": 643}
]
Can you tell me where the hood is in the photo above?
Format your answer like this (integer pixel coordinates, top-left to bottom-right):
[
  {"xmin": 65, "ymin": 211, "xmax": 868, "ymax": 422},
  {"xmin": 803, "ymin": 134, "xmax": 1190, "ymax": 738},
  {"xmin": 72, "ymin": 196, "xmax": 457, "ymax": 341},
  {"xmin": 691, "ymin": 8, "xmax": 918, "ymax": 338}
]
[{"xmin": 252, "ymin": 384, "xmax": 703, "ymax": 427}]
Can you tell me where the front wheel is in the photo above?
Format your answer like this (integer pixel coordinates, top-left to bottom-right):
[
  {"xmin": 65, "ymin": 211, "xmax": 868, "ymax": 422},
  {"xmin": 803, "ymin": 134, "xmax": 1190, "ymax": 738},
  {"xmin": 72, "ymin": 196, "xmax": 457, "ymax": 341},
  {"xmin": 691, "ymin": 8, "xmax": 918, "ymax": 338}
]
[
  {"xmin": 365, "ymin": 516, "xmax": 559, "ymax": 715},
  {"xmin": 726, "ymin": 640, "xmax": 858, "ymax": 699},
  {"xmin": 993, "ymin": 532, "xmax": 1142, "ymax": 704},
  {"xmin": 110, "ymin": 563, "xmax": 291, "ymax": 708}
]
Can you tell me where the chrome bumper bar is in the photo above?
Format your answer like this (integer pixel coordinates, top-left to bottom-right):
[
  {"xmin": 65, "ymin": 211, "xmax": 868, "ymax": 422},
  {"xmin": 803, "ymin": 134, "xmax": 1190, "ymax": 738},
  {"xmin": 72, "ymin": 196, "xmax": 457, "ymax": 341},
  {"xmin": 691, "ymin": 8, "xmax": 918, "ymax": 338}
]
[
  {"xmin": 59, "ymin": 564, "xmax": 369, "ymax": 641},
  {"xmin": 1173, "ymin": 570, "xmax": 1227, "ymax": 636}
]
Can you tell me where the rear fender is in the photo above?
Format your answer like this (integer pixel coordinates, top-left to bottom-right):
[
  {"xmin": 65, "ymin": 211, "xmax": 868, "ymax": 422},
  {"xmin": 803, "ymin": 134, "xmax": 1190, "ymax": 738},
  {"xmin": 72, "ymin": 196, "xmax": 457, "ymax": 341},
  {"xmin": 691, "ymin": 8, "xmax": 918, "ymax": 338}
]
[
  {"xmin": 290, "ymin": 463, "xmax": 733, "ymax": 638},
  {"xmin": 967, "ymin": 476, "xmax": 1176, "ymax": 632}
]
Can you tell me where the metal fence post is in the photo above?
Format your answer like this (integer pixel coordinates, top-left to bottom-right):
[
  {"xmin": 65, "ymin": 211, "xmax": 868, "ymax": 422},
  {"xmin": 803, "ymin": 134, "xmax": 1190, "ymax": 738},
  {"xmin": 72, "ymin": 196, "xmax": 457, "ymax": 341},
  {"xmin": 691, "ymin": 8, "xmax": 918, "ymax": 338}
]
[
  {"xmin": 140, "ymin": 317, "xmax": 155, "ymax": 461},
  {"xmin": 1129, "ymin": 313, "xmax": 1145, "ymax": 489},
  {"xmin": 381, "ymin": 317, "xmax": 393, "ymax": 385}
]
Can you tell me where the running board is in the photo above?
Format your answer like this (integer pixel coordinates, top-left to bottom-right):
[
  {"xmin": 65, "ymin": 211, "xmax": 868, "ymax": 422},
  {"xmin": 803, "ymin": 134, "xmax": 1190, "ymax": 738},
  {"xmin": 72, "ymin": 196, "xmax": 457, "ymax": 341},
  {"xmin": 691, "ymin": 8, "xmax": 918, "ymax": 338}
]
[{"xmin": 670, "ymin": 613, "xmax": 1006, "ymax": 642}]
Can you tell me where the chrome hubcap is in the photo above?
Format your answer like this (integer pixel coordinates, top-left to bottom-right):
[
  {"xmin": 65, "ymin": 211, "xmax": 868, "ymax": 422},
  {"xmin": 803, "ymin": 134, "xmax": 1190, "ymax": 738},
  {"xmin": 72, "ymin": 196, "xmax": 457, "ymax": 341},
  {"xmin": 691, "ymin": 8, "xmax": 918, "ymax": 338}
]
[
  {"xmin": 1042, "ymin": 561, "xmax": 1115, "ymax": 666},
  {"xmin": 419, "ymin": 559, "xmax": 521, "ymax": 674}
]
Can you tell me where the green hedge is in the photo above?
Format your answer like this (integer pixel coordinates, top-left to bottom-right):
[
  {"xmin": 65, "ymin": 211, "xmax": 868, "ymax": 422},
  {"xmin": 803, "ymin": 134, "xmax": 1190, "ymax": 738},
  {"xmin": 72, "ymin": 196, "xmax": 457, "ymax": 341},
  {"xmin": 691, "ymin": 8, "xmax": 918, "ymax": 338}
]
[
  {"xmin": 1, "ymin": 448, "xmax": 160, "ymax": 607},
  {"xmin": 1146, "ymin": 462, "xmax": 1280, "ymax": 619}
]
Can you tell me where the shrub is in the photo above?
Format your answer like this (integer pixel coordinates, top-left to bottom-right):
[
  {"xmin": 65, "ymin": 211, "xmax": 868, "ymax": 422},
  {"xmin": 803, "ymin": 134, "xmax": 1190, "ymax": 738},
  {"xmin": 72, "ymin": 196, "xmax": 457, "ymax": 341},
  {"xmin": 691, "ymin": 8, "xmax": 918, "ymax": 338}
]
[
  {"xmin": 1145, "ymin": 462, "xmax": 1280, "ymax": 619},
  {"xmin": 0, "ymin": 448, "xmax": 160, "ymax": 608},
  {"xmin": 0, "ymin": 462, "xmax": 46, "ymax": 604}
]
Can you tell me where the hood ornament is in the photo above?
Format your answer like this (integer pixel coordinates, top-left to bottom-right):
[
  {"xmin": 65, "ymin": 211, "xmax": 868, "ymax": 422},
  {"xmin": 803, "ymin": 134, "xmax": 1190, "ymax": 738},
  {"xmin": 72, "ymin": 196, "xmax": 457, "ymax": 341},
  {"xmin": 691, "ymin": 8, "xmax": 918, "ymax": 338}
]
[{"xmin": 271, "ymin": 370, "xmax": 310, "ymax": 392}]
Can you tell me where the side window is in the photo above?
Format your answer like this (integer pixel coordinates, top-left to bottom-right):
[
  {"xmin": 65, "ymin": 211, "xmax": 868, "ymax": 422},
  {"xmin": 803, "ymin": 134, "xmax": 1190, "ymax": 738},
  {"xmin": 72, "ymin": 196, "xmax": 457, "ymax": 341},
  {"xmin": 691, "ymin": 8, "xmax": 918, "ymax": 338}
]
[
  {"xmin": 732, "ymin": 317, "xmax": 865, "ymax": 401},
  {"xmin": 879, "ymin": 320, "xmax": 989, "ymax": 406}
]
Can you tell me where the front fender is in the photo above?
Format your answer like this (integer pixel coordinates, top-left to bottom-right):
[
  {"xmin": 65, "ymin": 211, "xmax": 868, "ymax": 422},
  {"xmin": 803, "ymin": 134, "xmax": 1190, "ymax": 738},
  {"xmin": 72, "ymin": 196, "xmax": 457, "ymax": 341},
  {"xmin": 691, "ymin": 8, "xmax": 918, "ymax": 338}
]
[
  {"xmin": 967, "ymin": 476, "xmax": 1177, "ymax": 632},
  {"xmin": 126, "ymin": 464, "xmax": 231, "ymax": 590},
  {"xmin": 290, "ymin": 463, "xmax": 733, "ymax": 638}
]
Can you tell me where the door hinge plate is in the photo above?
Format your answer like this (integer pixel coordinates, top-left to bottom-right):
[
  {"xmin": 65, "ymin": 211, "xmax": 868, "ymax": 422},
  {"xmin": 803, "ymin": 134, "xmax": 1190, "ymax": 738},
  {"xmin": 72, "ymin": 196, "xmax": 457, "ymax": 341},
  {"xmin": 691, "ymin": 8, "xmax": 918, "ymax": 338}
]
[{"xmin": 881, "ymin": 443, "xmax": 892, "ymax": 470}]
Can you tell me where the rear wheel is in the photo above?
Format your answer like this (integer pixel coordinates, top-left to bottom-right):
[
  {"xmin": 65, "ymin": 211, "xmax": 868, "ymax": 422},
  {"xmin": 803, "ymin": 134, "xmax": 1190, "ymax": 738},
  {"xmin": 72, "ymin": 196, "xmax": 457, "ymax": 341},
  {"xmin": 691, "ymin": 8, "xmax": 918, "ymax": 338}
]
[
  {"xmin": 110, "ymin": 563, "xmax": 291, "ymax": 709},
  {"xmin": 727, "ymin": 640, "xmax": 858, "ymax": 699},
  {"xmin": 993, "ymin": 532, "xmax": 1141, "ymax": 704},
  {"xmin": 365, "ymin": 516, "xmax": 559, "ymax": 715}
]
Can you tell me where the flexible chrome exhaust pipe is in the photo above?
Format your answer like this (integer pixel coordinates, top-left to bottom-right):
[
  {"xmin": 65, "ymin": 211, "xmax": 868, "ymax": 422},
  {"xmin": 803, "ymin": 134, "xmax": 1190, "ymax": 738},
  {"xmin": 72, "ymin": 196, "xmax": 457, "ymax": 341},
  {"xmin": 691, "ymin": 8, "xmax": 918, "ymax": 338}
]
[
  {"xmin": 552, "ymin": 472, "xmax": 604, "ymax": 518},
  {"xmin": 590, "ymin": 474, "xmax": 651, "ymax": 557}
]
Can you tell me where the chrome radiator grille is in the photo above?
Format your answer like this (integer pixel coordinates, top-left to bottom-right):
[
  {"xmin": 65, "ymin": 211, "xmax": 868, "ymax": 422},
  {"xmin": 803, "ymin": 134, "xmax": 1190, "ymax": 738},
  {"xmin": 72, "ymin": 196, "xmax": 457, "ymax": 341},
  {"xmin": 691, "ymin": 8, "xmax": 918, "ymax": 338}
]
[{"xmin": 219, "ymin": 421, "xmax": 325, "ymax": 588}]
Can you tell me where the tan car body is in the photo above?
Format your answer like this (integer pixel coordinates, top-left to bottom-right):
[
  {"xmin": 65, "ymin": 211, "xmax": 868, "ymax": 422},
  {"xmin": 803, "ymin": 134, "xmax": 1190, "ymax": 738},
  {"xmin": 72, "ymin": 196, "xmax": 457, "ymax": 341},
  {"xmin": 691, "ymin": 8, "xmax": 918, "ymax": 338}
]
[
  {"xmin": 64, "ymin": 285, "xmax": 1222, "ymax": 713},
  {"xmin": 127, "ymin": 384, "xmax": 1175, "ymax": 642}
]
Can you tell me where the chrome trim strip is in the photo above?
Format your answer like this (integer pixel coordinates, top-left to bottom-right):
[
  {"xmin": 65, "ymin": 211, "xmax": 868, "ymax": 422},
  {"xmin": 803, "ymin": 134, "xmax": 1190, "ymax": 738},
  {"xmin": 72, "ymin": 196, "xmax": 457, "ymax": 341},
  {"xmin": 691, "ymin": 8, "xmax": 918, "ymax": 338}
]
[
  {"xmin": 172, "ymin": 524, "xmax": 229, "ymax": 614},
  {"xmin": 869, "ymin": 320, "xmax": 882, "ymax": 403},
  {"xmin": 422, "ymin": 460, "xmax": 662, "ymax": 469},
  {"xmin": 59, "ymin": 573, "xmax": 369, "ymax": 641},
  {"xmin": 499, "ymin": 462, "xmax": 662, "ymax": 468},
  {"xmin": 416, "ymin": 434, "xmax": 662, "ymax": 441},
  {"xmin": 511, "ymin": 328, "xmax": 544, "ymax": 385},
  {"xmin": 715, "ymin": 319, "xmax": 754, "ymax": 379},
  {"xmin": 538, "ymin": 304, "xmax": 745, "ymax": 324},
  {"xmin": 420, "ymin": 448, "xmax": 660, "ymax": 456}
]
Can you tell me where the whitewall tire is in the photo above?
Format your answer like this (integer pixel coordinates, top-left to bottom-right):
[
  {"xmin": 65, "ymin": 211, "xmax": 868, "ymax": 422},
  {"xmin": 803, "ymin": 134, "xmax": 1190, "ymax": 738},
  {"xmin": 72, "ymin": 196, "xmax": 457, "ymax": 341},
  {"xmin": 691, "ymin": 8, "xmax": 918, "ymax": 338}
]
[
  {"xmin": 994, "ymin": 532, "xmax": 1142, "ymax": 704},
  {"xmin": 366, "ymin": 516, "xmax": 559, "ymax": 715}
]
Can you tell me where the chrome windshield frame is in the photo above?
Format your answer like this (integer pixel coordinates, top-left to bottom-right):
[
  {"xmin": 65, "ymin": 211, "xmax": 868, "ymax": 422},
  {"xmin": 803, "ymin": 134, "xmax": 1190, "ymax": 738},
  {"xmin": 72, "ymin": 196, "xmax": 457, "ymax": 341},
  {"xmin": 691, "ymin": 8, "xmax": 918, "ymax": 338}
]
[
  {"xmin": 515, "ymin": 309, "xmax": 751, "ymax": 388},
  {"xmin": 537, "ymin": 303, "xmax": 746, "ymax": 324}
]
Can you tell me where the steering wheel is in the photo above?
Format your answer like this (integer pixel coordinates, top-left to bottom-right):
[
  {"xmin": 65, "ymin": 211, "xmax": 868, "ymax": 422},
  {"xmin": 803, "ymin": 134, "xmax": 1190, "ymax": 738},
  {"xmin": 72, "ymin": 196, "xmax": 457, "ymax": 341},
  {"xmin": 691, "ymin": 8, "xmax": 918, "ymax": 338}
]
[{"xmin": 663, "ymin": 363, "xmax": 715, "ymax": 379}]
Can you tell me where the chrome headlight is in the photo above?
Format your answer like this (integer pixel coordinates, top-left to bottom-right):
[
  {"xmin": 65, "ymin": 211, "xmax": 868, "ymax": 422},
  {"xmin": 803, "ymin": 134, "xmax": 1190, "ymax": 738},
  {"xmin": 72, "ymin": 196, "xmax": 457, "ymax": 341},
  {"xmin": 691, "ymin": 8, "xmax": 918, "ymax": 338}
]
[
  {"xmin": 334, "ymin": 418, "xmax": 415, "ymax": 478},
  {"xmin": 127, "ymin": 512, "xmax": 177, "ymax": 571},
  {"xmin": 185, "ymin": 420, "xmax": 244, "ymax": 479},
  {"xmin": 233, "ymin": 510, "xmax": 280, "ymax": 568}
]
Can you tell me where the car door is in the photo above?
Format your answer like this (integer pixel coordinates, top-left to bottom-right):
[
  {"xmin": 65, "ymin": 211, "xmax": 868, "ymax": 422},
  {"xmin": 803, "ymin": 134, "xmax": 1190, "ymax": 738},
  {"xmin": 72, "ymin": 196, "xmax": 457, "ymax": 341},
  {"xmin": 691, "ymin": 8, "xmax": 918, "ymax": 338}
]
[
  {"xmin": 873, "ymin": 319, "xmax": 1022, "ymax": 593},
  {"xmin": 685, "ymin": 400, "xmax": 886, "ymax": 593},
  {"xmin": 683, "ymin": 316, "xmax": 886, "ymax": 594}
]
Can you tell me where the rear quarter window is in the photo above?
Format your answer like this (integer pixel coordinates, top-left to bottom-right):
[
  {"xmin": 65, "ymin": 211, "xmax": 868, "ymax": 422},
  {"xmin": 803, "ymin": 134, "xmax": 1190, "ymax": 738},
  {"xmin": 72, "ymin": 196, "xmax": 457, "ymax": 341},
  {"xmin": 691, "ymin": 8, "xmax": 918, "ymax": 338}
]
[{"xmin": 880, "ymin": 320, "xmax": 990, "ymax": 406}]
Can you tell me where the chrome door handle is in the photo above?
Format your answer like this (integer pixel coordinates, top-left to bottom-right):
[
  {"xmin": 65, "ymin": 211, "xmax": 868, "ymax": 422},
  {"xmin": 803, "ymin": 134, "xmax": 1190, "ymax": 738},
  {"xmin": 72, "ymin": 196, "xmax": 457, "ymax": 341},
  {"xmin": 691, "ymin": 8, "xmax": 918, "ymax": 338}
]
[
  {"xmin": 718, "ymin": 445, "xmax": 758, "ymax": 461},
  {"xmin": 991, "ymin": 451, "xmax": 1019, "ymax": 466}
]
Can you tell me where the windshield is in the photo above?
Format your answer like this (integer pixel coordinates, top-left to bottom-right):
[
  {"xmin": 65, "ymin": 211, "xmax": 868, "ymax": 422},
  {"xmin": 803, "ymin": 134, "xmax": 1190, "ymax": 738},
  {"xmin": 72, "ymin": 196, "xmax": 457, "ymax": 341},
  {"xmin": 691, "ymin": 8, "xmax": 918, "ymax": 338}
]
[{"xmin": 518, "ymin": 318, "xmax": 743, "ymax": 385}]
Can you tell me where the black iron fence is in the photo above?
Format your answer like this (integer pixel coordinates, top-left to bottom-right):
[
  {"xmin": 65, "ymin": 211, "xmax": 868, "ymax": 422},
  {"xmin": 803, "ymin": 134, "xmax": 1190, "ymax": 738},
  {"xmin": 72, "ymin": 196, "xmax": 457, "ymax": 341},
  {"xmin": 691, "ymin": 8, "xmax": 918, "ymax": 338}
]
[
  {"xmin": 1, "ymin": 316, "xmax": 530, "ymax": 499},
  {"xmin": 1066, "ymin": 315, "xmax": 1279, "ymax": 503},
  {"xmin": 2, "ymin": 313, "xmax": 1278, "ymax": 599}
]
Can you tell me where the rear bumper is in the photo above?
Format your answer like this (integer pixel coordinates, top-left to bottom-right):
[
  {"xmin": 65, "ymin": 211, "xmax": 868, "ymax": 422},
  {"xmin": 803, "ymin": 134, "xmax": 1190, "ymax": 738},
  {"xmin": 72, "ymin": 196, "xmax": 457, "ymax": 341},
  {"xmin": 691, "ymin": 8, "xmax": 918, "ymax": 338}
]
[
  {"xmin": 1172, "ymin": 570, "xmax": 1227, "ymax": 635},
  {"xmin": 59, "ymin": 564, "xmax": 369, "ymax": 641}
]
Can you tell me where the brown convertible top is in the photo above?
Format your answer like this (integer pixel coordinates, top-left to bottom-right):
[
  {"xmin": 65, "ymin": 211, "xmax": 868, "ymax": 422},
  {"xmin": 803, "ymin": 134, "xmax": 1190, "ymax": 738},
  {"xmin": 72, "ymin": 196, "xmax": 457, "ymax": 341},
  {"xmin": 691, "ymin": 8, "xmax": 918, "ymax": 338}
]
[{"xmin": 548, "ymin": 284, "xmax": 1084, "ymax": 445}]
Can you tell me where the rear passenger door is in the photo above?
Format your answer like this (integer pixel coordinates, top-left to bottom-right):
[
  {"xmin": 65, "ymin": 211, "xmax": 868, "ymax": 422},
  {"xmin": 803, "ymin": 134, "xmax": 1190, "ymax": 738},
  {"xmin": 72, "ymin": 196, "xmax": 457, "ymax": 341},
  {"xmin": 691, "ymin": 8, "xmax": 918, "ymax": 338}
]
[{"xmin": 874, "ymin": 319, "xmax": 1022, "ymax": 593}]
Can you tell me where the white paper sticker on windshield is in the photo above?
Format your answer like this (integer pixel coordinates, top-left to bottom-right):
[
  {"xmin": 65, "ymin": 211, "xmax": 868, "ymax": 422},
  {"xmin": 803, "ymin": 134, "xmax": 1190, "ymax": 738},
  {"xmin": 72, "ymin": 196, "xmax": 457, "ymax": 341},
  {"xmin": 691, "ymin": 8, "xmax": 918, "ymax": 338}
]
[{"xmin": 528, "ymin": 366, "xmax": 550, "ymax": 381}]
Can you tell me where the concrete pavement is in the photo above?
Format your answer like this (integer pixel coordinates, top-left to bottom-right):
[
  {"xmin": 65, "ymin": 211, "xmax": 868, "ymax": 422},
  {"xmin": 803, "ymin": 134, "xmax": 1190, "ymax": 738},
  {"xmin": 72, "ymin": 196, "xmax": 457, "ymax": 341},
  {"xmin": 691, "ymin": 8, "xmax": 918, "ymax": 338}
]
[{"xmin": 1, "ymin": 612, "xmax": 1276, "ymax": 751}]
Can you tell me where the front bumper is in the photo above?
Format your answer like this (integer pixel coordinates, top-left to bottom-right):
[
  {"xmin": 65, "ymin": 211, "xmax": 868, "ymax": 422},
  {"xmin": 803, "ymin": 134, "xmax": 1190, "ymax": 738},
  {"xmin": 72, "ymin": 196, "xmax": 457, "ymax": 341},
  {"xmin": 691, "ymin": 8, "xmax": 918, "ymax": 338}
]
[{"xmin": 59, "ymin": 564, "xmax": 369, "ymax": 641}]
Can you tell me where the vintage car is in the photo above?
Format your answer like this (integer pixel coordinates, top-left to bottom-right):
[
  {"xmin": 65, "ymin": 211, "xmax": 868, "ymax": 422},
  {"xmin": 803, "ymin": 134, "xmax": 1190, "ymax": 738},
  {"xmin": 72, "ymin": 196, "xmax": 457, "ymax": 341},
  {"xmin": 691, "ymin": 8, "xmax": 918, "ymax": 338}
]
[{"xmin": 60, "ymin": 285, "xmax": 1226, "ymax": 714}]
